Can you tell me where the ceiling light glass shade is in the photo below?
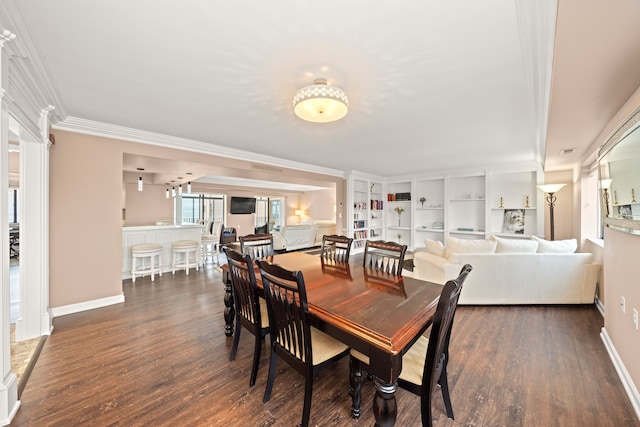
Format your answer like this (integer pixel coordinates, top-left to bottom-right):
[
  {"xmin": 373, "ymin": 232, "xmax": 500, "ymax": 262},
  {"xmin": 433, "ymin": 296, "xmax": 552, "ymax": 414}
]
[
  {"xmin": 187, "ymin": 181, "xmax": 192, "ymax": 193},
  {"xmin": 165, "ymin": 188, "xmax": 169, "ymax": 199},
  {"xmin": 537, "ymin": 183, "xmax": 566, "ymax": 194},
  {"xmin": 172, "ymin": 187, "xmax": 176, "ymax": 198},
  {"xmin": 178, "ymin": 184, "xmax": 183, "ymax": 195},
  {"xmin": 138, "ymin": 176, "xmax": 143, "ymax": 192},
  {"xmin": 293, "ymin": 78, "xmax": 349, "ymax": 123}
]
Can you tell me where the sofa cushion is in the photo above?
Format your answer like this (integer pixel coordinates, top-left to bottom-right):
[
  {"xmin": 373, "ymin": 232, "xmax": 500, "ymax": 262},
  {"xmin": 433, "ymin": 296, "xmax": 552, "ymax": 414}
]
[
  {"xmin": 490, "ymin": 235, "xmax": 538, "ymax": 253},
  {"xmin": 445, "ymin": 236, "xmax": 496, "ymax": 259},
  {"xmin": 424, "ymin": 239, "xmax": 446, "ymax": 257},
  {"xmin": 531, "ymin": 236, "xmax": 577, "ymax": 253}
]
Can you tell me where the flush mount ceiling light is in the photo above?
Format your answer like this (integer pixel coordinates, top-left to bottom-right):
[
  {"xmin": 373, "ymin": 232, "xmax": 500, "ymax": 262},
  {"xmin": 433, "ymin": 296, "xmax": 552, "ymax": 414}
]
[{"xmin": 293, "ymin": 78, "xmax": 349, "ymax": 123}]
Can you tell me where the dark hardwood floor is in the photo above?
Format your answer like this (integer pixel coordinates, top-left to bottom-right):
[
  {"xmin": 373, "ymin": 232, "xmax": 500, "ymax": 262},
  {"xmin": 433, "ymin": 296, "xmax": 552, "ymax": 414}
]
[{"xmin": 11, "ymin": 261, "xmax": 639, "ymax": 426}]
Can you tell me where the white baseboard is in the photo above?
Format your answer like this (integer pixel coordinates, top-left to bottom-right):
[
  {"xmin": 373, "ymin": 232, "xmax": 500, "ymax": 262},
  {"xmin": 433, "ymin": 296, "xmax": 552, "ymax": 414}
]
[
  {"xmin": 51, "ymin": 294, "xmax": 125, "ymax": 318},
  {"xmin": 601, "ymin": 327, "xmax": 640, "ymax": 421},
  {"xmin": 595, "ymin": 296, "xmax": 604, "ymax": 317}
]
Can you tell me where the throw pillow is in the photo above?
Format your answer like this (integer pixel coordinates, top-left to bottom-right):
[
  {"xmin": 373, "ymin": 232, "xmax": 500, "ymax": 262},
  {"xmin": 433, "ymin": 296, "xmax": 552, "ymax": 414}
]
[
  {"xmin": 531, "ymin": 235, "xmax": 577, "ymax": 253},
  {"xmin": 425, "ymin": 239, "xmax": 446, "ymax": 257},
  {"xmin": 490, "ymin": 235, "xmax": 538, "ymax": 253},
  {"xmin": 445, "ymin": 236, "xmax": 497, "ymax": 259}
]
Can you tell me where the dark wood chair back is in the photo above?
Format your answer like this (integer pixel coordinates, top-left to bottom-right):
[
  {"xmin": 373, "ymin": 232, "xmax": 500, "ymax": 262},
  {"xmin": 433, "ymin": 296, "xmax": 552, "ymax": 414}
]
[
  {"xmin": 239, "ymin": 233, "xmax": 274, "ymax": 259},
  {"xmin": 401, "ymin": 263, "xmax": 473, "ymax": 426},
  {"xmin": 224, "ymin": 247, "xmax": 269, "ymax": 386},
  {"xmin": 363, "ymin": 240, "xmax": 407, "ymax": 275},
  {"xmin": 321, "ymin": 234, "xmax": 353, "ymax": 263},
  {"xmin": 258, "ymin": 260, "xmax": 311, "ymax": 367},
  {"xmin": 257, "ymin": 259, "xmax": 349, "ymax": 427}
]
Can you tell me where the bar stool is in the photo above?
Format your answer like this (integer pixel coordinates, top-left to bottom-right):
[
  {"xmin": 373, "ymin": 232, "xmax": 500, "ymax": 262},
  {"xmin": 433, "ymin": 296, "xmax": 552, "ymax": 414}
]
[
  {"xmin": 201, "ymin": 234, "xmax": 219, "ymax": 265},
  {"xmin": 172, "ymin": 240, "xmax": 200, "ymax": 275},
  {"xmin": 131, "ymin": 243, "xmax": 163, "ymax": 283}
]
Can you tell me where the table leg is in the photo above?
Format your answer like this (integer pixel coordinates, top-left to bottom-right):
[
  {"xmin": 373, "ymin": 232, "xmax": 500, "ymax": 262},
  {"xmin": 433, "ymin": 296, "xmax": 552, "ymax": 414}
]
[
  {"xmin": 373, "ymin": 377, "xmax": 397, "ymax": 427},
  {"xmin": 349, "ymin": 357, "xmax": 363, "ymax": 419},
  {"xmin": 222, "ymin": 270, "xmax": 234, "ymax": 337}
]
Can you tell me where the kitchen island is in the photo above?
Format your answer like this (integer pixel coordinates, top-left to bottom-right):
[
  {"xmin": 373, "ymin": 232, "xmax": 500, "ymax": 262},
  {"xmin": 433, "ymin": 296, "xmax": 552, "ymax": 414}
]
[{"xmin": 122, "ymin": 224, "xmax": 202, "ymax": 280}]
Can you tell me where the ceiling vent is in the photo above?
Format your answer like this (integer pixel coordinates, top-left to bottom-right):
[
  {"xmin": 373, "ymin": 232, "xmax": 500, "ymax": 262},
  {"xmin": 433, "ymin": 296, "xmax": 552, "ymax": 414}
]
[{"xmin": 560, "ymin": 148, "xmax": 577, "ymax": 155}]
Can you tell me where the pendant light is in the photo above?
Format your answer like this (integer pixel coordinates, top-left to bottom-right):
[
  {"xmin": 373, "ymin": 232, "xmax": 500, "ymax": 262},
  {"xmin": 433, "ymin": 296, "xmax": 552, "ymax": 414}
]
[
  {"xmin": 186, "ymin": 172, "xmax": 192, "ymax": 193},
  {"xmin": 137, "ymin": 168, "xmax": 144, "ymax": 191}
]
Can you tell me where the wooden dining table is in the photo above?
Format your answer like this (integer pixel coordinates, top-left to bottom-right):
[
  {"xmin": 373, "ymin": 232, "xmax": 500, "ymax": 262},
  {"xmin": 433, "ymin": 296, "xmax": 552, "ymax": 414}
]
[{"xmin": 221, "ymin": 251, "xmax": 443, "ymax": 427}]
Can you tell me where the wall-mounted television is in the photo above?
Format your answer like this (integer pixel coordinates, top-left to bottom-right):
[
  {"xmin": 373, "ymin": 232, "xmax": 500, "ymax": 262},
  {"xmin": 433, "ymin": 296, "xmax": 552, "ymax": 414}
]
[{"xmin": 230, "ymin": 196, "xmax": 256, "ymax": 214}]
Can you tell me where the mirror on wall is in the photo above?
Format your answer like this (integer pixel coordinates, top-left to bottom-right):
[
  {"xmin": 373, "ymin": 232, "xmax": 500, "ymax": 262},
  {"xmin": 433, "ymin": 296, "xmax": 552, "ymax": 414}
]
[{"xmin": 599, "ymin": 106, "xmax": 640, "ymax": 235}]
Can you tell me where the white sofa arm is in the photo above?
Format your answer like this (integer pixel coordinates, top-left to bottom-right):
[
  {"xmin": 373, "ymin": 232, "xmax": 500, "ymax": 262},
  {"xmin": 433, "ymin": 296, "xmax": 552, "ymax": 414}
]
[
  {"xmin": 413, "ymin": 252, "xmax": 448, "ymax": 284},
  {"xmin": 271, "ymin": 230, "xmax": 286, "ymax": 251}
]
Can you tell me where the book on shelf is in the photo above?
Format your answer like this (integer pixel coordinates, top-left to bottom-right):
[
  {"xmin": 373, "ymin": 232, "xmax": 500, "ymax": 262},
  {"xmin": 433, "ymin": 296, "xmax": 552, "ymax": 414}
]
[{"xmin": 370, "ymin": 199, "xmax": 383, "ymax": 210}]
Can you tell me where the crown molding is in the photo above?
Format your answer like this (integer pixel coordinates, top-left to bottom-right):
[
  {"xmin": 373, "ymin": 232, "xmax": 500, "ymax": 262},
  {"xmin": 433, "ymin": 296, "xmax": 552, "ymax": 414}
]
[
  {"xmin": 515, "ymin": 0, "xmax": 558, "ymax": 169},
  {"xmin": 53, "ymin": 116, "xmax": 346, "ymax": 179},
  {"xmin": 0, "ymin": 0, "xmax": 66, "ymax": 124}
]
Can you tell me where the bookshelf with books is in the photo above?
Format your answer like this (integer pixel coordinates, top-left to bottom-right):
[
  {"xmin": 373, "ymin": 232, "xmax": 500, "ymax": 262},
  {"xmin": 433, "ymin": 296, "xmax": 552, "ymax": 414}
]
[{"xmin": 347, "ymin": 174, "xmax": 384, "ymax": 252}]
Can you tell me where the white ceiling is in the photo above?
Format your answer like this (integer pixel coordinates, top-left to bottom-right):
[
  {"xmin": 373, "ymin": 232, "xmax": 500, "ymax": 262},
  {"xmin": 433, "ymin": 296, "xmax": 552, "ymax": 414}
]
[{"xmin": 3, "ymin": 0, "xmax": 640, "ymax": 186}]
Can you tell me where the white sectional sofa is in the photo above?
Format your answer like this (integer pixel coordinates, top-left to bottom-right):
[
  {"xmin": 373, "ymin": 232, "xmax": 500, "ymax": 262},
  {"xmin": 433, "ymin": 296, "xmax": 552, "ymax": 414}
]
[
  {"xmin": 413, "ymin": 236, "xmax": 601, "ymax": 305},
  {"xmin": 272, "ymin": 220, "xmax": 336, "ymax": 251}
]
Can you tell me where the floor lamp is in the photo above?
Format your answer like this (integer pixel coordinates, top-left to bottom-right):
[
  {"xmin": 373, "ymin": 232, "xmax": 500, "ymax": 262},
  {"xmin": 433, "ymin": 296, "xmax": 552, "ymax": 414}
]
[
  {"xmin": 537, "ymin": 184, "xmax": 566, "ymax": 240},
  {"xmin": 600, "ymin": 179, "xmax": 612, "ymax": 217}
]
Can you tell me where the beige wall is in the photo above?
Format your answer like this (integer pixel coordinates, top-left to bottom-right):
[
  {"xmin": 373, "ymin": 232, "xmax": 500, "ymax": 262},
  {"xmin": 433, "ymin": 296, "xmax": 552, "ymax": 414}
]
[
  {"xmin": 603, "ymin": 227, "xmax": 640, "ymax": 387},
  {"xmin": 299, "ymin": 188, "xmax": 336, "ymax": 223},
  {"xmin": 123, "ymin": 183, "xmax": 174, "ymax": 226},
  {"xmin": 49, "ymin": 131, "xmax": 124, "ymax": 307},
  {"xmin": 49, "ymin": 130, "xmax": 343, "ymax": 308}
]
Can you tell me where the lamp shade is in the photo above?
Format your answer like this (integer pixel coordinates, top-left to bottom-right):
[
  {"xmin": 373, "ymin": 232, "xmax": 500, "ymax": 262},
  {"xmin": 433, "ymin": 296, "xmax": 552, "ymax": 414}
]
[
  {"xmin": 293, "ymin": 78, "xmax": 349, "ymax": 123},
  {"xmin": 537, "ymin": 183, "xmax": 566, "ymax": 194},
  {"xmin": 600, "ymin": 179, "xmax": 612, "ymax": 190},
  {"xmin": 295, "ymin": 209, "xmax": 304, "ymax": 216}
]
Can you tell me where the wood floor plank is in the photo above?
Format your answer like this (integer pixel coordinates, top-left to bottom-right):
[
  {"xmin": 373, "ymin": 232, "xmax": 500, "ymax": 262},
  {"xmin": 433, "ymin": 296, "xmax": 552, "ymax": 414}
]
[{"xmin": 11, "ymin": 264, "xmax": 639, "ymax": 426}]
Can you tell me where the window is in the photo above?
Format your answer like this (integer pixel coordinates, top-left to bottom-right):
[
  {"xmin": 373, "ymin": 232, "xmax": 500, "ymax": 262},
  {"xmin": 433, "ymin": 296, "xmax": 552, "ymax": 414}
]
[
  {"xmin": 8, "ymin": 189, "xmax": 18, "ymax": 224},
  {"xmin": 254, "ymin": 197, "xmax": 283, "ymax": 231},
  {"xmin": 181, "ymin": 194, "xmax": 224, "ymax": 224}
]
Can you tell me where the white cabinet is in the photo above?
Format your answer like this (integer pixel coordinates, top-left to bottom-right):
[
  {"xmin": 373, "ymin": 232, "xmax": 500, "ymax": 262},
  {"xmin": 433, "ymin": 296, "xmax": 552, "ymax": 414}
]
[
  {"xmin": 385, "ymin": 180, "xmax": 412, "ymax": 247},
  {"xmin": 347, "ymin": 175, "xmax": 384, "ymax": 252},
  {"xmin": 346, "ymin": 169, "xmax": 541, "ymax": 252},
  {"xmin": 448, "ymin": 174, "xmax": 487, "ymax": 238},
  {"xmin": 489, "ymin": 171, "xmax": 540, "ymax": 238},
  {"xmin": 414, "ymin": 177, "xmax": 445, "ymax": 243}
]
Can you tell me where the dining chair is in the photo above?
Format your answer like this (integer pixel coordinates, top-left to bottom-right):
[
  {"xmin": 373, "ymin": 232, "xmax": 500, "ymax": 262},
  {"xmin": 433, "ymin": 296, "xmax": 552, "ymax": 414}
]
[
  {"xmin": 363, "ymin": 239, "xmax": 407, "ymax": 275},
  {"xmin": 321, "ymin": 234, "xmax": 354, "ymax": 263},
  {"xmin": 224, "ymin": 247, "xmax": 270, "ymax": 387},
  {"xmin": 239, "ymin": 233, "xmax": 274, "ymax": 259},
  {"xmin": 257, "ymin": 259, "xmax": 350, "ymax": 427},
  {"xmin": 349, "ymin": 264, "xmax": 473, "ymax": 426}
]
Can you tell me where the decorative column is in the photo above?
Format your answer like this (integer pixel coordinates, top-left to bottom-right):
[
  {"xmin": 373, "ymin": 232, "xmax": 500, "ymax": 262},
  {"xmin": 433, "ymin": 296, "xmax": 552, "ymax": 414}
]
[
  {"xmin": 16, "ymin": 106, "xmax": 55, "ymax": 341},
  {"xmin": 0, "ymin": 27, "xmax": 19, "ymax": 425}
]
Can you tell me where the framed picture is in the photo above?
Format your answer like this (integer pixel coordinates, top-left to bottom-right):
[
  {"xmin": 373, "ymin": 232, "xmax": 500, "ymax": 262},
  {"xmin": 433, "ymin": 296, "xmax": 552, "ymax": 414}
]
[
  {"xmin": 502, "ymin": 209, "xmax": 525, "ymax": 234},
  {"xmin": 617, "ymin": 204, "xmax": 632, "ymax": 218}
]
